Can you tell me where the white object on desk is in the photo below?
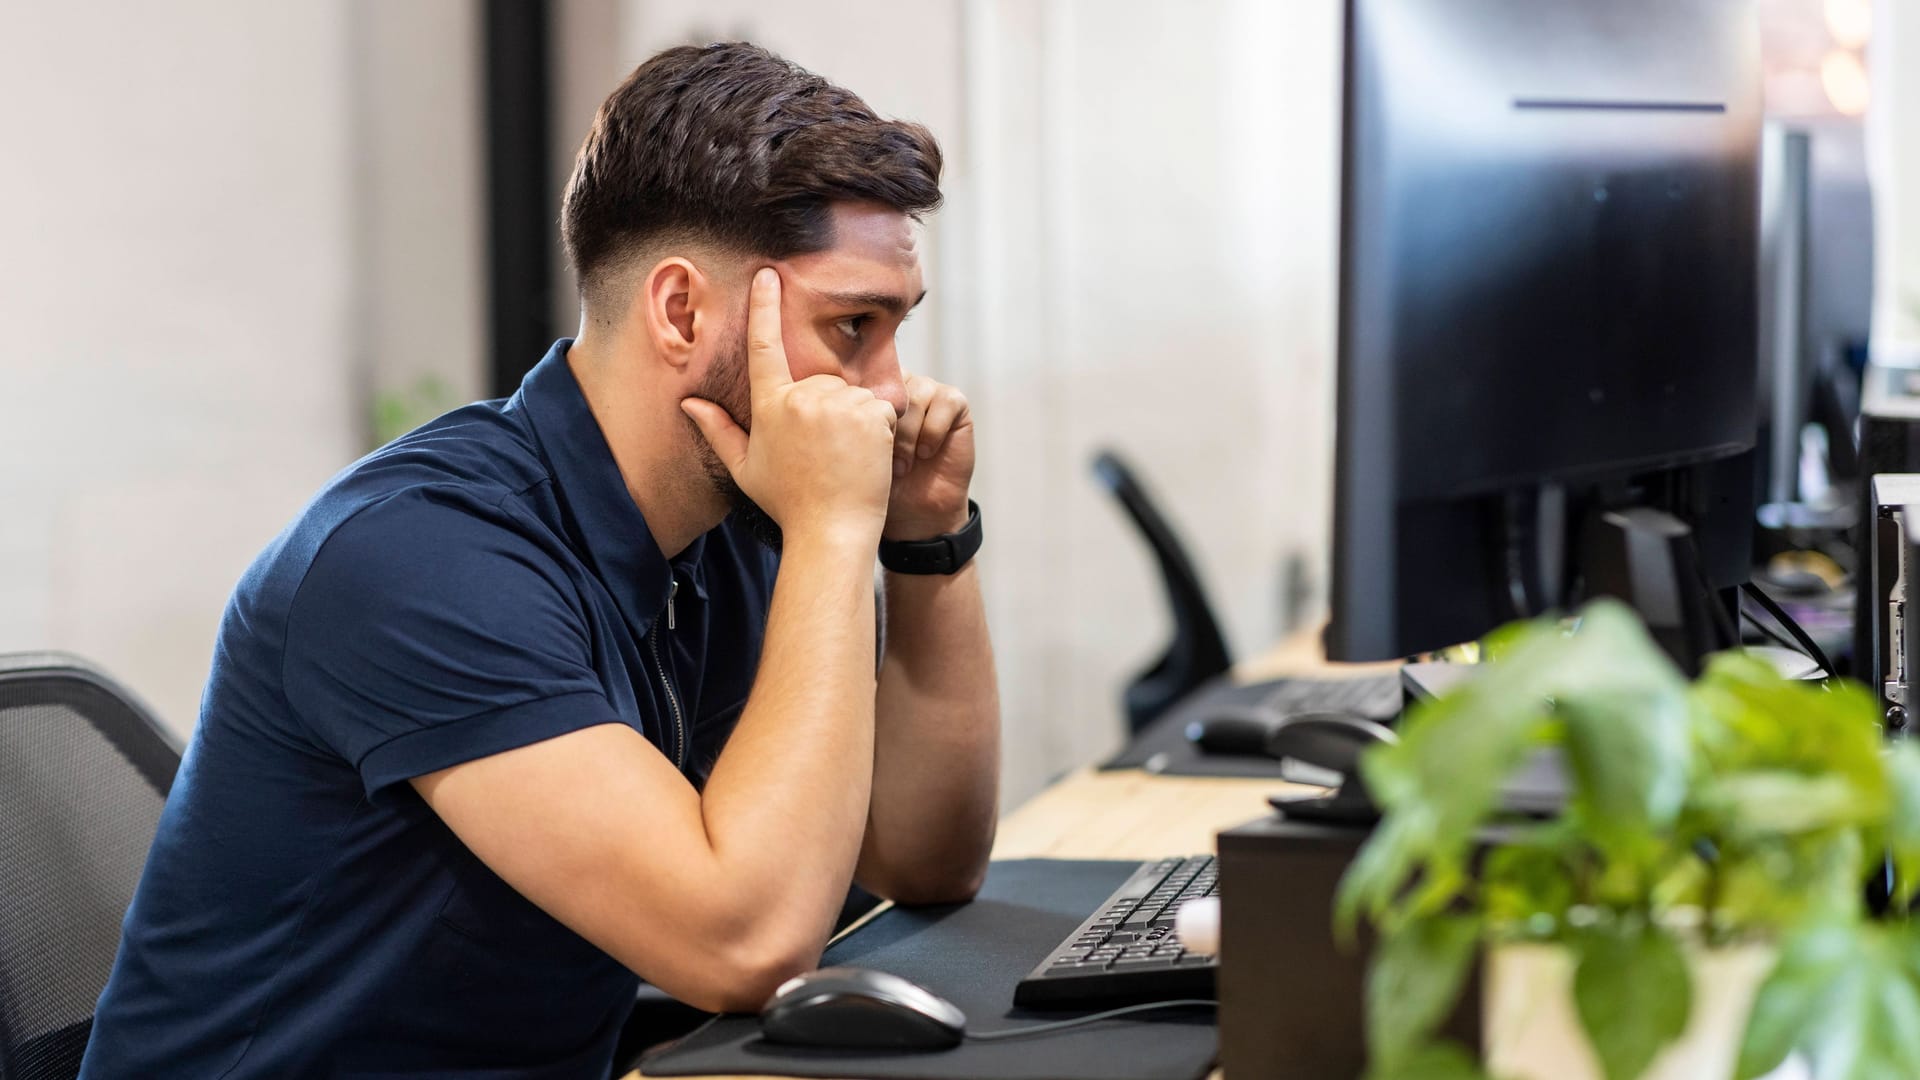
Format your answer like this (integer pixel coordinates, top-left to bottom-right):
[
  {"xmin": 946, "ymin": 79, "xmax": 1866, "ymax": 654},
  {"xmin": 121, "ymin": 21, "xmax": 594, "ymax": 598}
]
[{"xmin": 1175, "ymin": 896, "xmax": 1220, "ymax": 955}]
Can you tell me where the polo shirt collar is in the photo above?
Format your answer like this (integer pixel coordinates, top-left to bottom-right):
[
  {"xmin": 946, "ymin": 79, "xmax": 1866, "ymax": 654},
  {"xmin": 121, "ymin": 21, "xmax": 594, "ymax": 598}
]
[{"xmin": 516, "ymin": 340, "xmax": 706, "ymax": 627}]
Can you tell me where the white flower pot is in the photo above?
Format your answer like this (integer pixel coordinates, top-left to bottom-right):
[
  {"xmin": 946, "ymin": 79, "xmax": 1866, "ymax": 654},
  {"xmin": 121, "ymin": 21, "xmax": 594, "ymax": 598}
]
[{"xmin": 1482, "ymin": 941, "xmax": 1784, "ymax": 1080}]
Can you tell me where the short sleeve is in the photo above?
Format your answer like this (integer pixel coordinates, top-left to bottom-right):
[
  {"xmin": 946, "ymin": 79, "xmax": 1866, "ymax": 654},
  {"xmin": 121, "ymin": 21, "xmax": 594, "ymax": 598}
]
[{"xmin": 282, "ymin": 489, "xmax": 620, "ymax": 802}]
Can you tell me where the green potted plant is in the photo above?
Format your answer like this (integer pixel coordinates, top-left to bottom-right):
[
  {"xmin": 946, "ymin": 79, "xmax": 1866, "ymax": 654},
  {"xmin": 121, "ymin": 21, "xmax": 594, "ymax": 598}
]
[{"xmin": 1336, "ymin": 598, "xmax": 1920, "ymax": 1080}]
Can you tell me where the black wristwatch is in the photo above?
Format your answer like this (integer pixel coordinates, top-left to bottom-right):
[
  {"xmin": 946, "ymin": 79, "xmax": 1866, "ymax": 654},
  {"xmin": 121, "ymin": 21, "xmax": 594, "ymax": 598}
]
[{"xmin": 878, "ymin": 500, "xmax": 983, "ymax": 575}]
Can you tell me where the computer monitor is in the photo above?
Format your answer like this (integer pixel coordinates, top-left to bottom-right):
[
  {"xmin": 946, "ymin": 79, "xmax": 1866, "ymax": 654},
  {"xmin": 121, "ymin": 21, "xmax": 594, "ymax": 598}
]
[
  {"xmin": 1326, "ymin": 0, "xmax": 1764, "ymax": 666},
  {"xmin": 1758, "ymin": 121, "xmax": 1873, "ymax": 513}
]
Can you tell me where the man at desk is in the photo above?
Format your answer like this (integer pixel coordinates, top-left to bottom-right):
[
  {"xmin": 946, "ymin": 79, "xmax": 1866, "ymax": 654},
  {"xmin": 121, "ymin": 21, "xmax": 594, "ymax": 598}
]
[{"xmin": 81, "ymin": 42, "xmax": 1000, "ymax": 1078}]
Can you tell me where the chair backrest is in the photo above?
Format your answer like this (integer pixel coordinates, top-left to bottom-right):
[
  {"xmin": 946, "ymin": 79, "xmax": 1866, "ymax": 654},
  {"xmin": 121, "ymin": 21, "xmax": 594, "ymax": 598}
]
[
  {"xmin": 1091, "ymin": 451, "xmax": 1235, "ymax": 734},
  {"xmin": 0, "ymin": 654, "xmax": 179, "ymax": 1080}
]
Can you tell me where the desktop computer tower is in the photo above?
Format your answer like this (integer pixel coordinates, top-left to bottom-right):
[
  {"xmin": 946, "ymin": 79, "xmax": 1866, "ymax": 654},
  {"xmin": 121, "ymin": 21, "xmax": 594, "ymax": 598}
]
[
  {"xmin": 1217, "ymin": 815, "xmax": 1480, "ymax": 1078},
  {"xmin": 1854, "ymin": 366, "xmax": 1920, "ymax": 688}
]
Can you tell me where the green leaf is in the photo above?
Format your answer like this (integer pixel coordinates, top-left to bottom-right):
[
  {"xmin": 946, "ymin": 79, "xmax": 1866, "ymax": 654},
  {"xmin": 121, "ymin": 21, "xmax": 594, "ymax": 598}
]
[
  {"xmin": 1335, "ymin": 808, "xmax": 1435, "ymax": 943},
  {"xmin": 1481, "ymin": 823, "xmax": 1579, "ymax": 929},
  {"xmin": 1366, "ymin": 914, "xmax": 1480, "ymax": 1069},
  {"xmin": 1714, "ymin": 828, "xmax": 1867, "ymax": 931},
  {"xmin": 1885, "ymin": 741, "xmax": 1920, "ymax": 907},
  {"xmin": 1736, "ymin": 921, "xmax": 1920, "ymax": 1080},
  {"xmin": 1736, "ymin": 922, "xmax": 1852, "ymax": 1079},
  {"xmin": 1363, "ymin": 1040, "xmax": 1495, "ymax": 1080},
  {"xmin": 1341, "ymin": 600, "xmax": 1702, "ymax": 944},
  {"xmin": 1559, "ymin": 685, "xmax": 1691, "ymax": 854},
  {"xmin": 1479, "ymin": 618, "xmax": 1539, "ymax": 663},
  {"xmin": 1689, "ymin": 662, "xmax": 1886, "ymax": 799},
  {"xmin": 1572, "ymin": 924, "xmax": 1692, "ymax": 1080},
  {"xmin": 1709, "ymin": 771, "xmax": 1882, "ymax": 837}
]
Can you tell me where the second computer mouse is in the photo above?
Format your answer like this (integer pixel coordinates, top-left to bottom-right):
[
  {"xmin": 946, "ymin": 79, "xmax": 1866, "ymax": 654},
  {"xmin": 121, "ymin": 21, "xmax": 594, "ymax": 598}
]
[
  {"xmin": 1264, "ymin": 711, "xmax": 1397, "ymax": 776},
  {"xmin": 759, "ymin": 966, "xmax": 968, "ymax": 1051},
  {"xmin": 1265, "ymin": 712, "xmax": 1398, "ymax": 824}
]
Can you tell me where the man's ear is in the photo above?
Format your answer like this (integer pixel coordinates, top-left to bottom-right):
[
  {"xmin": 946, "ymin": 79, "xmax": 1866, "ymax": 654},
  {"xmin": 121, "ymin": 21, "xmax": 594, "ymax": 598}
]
[{"xmin": 639, "ymin": 256, "xmax": 710, "ymax": 372}]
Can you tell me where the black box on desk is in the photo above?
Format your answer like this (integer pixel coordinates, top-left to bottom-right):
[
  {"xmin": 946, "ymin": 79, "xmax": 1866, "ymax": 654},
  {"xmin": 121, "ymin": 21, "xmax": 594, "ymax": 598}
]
[{"xmin": 1217, "ymin": 814, "xmax": 1479, "ymax": 1079}]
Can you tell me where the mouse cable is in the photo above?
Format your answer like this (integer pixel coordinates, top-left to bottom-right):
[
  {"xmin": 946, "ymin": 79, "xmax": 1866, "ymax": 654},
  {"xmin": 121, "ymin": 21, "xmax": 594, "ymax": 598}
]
[
  {"xmin": 1741, "ymin": 607, "xmax": 1802, "ymax": 656},
  {"xmin": 1738, "ymin": 582, "xmax": 1834, "ymax": 679},
  {"xmin": 965, "ymin": 999, "xmax": 1217, "ymax": 1041}
]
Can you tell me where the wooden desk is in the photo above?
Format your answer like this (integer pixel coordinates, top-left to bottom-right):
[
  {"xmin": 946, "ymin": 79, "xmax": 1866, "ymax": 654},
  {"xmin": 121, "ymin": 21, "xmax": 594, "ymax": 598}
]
[{"xmin": 631, "ymin": 630, "xmax": 1380, "ymax": 1079}]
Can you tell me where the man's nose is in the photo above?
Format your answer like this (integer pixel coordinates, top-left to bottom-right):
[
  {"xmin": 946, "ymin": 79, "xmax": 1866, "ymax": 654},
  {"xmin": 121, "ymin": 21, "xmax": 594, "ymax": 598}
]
[{"xmin": 865, "ymin": 347, "xmax": 909, "ymax": 418}]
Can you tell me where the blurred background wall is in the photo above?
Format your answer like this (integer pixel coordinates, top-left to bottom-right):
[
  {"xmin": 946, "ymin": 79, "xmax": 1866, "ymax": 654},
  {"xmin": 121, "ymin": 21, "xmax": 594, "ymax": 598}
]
[
  {"xmin": 0, "ymin": 1, "xmax": 485, "ymax": 740},
  {"xmin": 0, "ymin": 0, "xmax": 1909, "ymax": 809}
]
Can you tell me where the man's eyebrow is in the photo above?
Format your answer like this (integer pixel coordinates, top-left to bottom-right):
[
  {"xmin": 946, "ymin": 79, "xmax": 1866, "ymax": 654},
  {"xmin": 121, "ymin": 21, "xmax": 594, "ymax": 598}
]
[{"xmin": 819, "ymin": 289, "xmax": 929, "ymax": 317}]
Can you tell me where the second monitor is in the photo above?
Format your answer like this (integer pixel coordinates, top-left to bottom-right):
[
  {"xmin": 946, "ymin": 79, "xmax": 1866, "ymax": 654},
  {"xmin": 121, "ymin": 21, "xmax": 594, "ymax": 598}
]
[{"xmin": 1325, "ymin": 0, "xmax": 1764, "ymax": 667}]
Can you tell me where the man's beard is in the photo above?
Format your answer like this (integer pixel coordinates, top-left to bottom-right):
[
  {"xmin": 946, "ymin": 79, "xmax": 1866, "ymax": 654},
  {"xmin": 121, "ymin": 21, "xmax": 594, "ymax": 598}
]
[{"xmin": 690, "ymin": 332, "xmax": 783, "ymax": 551}]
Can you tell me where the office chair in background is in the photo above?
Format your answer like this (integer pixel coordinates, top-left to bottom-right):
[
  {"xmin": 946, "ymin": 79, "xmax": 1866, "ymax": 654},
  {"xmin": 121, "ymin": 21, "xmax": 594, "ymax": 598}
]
[
  {"xmin": 0, "ymin": 654, "xmax": 179, "ymax": 1080},
  {"xmin": 1091, "ymin": 450, "xmax": 1235, "ymax": 734}
]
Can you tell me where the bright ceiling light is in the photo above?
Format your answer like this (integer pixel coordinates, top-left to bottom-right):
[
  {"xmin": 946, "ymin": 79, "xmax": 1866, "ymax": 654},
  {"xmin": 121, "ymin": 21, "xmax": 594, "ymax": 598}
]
[
  {"xmin": 1824, "ymin": 0, "xmax": 1872, "ymax": 50},
  {"xmin": 1820, "ymin": 49, "xmax": 1870, "ymax": 116}
]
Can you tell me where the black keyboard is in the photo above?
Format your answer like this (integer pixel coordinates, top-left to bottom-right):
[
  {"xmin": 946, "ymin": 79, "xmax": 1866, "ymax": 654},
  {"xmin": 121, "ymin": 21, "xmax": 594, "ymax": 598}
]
[
  {"xmin": 1258, "ymin": 672, "xmax": 1401, "ymax": 719},
  {"xmin": 1014, "ymin": 855, "xmax": 1218, "ymax": 1008}
]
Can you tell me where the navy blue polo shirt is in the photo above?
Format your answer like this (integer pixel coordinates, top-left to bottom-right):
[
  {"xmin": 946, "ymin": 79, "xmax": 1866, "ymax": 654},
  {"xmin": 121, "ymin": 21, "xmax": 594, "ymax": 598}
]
[{"xmin": 81, "ymin": 342, "xmax": 779, "ymax": 1079}]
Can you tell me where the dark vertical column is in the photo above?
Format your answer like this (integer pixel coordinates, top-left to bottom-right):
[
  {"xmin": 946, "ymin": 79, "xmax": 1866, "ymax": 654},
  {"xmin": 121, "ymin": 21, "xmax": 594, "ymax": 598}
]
[{"xmin": 484, "ymin": 0, "xmax": 554, "ymax": 397}]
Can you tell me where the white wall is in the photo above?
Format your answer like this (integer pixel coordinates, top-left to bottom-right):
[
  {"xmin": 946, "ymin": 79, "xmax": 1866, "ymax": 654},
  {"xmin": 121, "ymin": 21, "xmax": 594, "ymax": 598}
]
[
  {"xmin": 565, "ymin": 0, "xmax": 1344, "ymax": 805},
  {"xmin": 1872, "ymin": 0, "xmax": 1920, "ymax": 362},
  {"xmin": 350, "ymin": 0, "xmax": 488, "ymax": 413},
  {"xmin": 0, "ymin": 1, "xmax": 484, "ymax": 736},
  {"xmin": 959, "ymin": 0, "xmax": 1343, "ymax": 802},
  {"xmin": 0, "ymin": 2, "xmax": 357, "ymax": 734}
]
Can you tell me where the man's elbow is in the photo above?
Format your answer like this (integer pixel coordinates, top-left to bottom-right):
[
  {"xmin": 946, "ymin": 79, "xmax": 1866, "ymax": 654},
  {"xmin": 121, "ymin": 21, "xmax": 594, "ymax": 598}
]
[
  {"xmin": 897, "ymin": 868, "xmax": 988, "ymax": 907},
  {"xmin": 866, "ymin": 856, "xmax": 990, "ymax": 907},
  {"xmin": 677, "ymin": 931, "xmax": 822, "ymax": 1014}
]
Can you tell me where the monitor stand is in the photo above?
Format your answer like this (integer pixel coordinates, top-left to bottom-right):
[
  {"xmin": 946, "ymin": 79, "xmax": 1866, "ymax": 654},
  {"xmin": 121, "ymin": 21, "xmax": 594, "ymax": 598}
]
[{"xmin": 1577, "ymin": 506, "xmax": 1726, "ymax": 676}]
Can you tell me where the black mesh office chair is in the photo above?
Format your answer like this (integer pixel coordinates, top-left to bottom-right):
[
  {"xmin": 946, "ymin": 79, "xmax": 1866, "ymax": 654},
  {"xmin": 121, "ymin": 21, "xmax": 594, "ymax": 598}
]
[
  {"xmin": 1091, "ymin": 451, "xmax": 1235, "ymax": 734},
  {"xmin": 0, "ymin": 654, "xmax": 179, "ymax": 1080}
]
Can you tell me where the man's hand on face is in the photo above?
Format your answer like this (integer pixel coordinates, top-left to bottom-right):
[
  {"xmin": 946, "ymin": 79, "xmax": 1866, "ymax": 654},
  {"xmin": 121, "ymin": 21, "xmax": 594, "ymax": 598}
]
[
  {"xmin": 681, "ymin": 268, "xmax": 899, "ymax": 549},
  {"xmin": 885, "ymin": 374, "xmax": 975, "ymax": 542}
]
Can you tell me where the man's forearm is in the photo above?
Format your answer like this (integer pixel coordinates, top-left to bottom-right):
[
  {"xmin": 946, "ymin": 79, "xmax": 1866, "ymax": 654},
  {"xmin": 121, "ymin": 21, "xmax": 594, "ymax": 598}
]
[
  {"xmin": 863, "ymin": 560, "xmax": 1000, "ymax": 902},
  {"xmin": 700, "ymin": 530, "xmax": 880, "ymax": 958}
]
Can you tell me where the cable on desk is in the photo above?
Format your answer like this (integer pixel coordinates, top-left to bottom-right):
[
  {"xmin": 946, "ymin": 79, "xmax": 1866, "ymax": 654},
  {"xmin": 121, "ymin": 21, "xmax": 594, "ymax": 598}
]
[
  {"xmin": 966, "ymin": 999, "xmax": 1216, "ymax": 1041},
  {"xmin": 1739, "ymin": 582, "xmax": 1834, "ymax": 678},
  {"xmin": 1742, "ymin": 608, "xmax": 1803, "ymax": 655}
]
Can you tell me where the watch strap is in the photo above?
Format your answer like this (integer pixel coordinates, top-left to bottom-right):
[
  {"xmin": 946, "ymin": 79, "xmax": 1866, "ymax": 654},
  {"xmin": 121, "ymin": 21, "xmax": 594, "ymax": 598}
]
[{"xmin": 878, "ymin": 500, "xmax": 983, "ymax": 575}]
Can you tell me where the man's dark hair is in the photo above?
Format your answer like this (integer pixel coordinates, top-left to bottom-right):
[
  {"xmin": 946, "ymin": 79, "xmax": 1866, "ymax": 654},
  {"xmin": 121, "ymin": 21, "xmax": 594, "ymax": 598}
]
[{"xmin": 562, "ymin": 42, "xmax": 944, "ymax": 314}]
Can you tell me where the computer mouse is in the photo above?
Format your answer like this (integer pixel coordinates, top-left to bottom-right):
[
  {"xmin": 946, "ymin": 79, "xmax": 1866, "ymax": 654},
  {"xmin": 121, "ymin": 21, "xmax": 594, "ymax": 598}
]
[
  {"xmin": 1264, "ymin": 711, "xmax": 1397, "ymax": 777},
  {"xmin": 759, "ymin": 966, "xmax": 967, "ymax": 1051},
  {"xmin": 1264, "ymin": 712, "xmax": 1398, "ymax": 824},
  {"xmin": 1187, "ymin": 707, "xmax": 1394, "ymax": 763},
  {"xmin": 1185, "ymin": 706, "xmax": 1285, "ymax": 756}
]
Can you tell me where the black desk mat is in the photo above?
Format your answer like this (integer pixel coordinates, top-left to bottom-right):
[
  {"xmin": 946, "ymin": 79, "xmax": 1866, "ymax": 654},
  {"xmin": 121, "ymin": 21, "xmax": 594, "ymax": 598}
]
[
  {"xmin": 639, "ymin": 859, "xmax": 1217, "ymax": 1080},
  {"xmin": 1101, "ymin": 678, "xmax": 1298, "ymax": 778}
]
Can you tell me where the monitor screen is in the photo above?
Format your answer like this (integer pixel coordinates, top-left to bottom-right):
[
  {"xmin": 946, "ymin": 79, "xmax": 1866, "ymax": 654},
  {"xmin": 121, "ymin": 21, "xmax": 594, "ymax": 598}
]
[{"xmin": 1328, "ymin": 0, "xmax": 1762, "ymax": 661}]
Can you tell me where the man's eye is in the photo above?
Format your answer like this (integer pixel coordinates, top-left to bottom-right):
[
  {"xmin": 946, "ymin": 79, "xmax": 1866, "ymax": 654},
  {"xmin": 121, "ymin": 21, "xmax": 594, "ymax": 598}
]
[{"xmin": 834, "ymin": 316, "xmax": 869, "ymax": 342}]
